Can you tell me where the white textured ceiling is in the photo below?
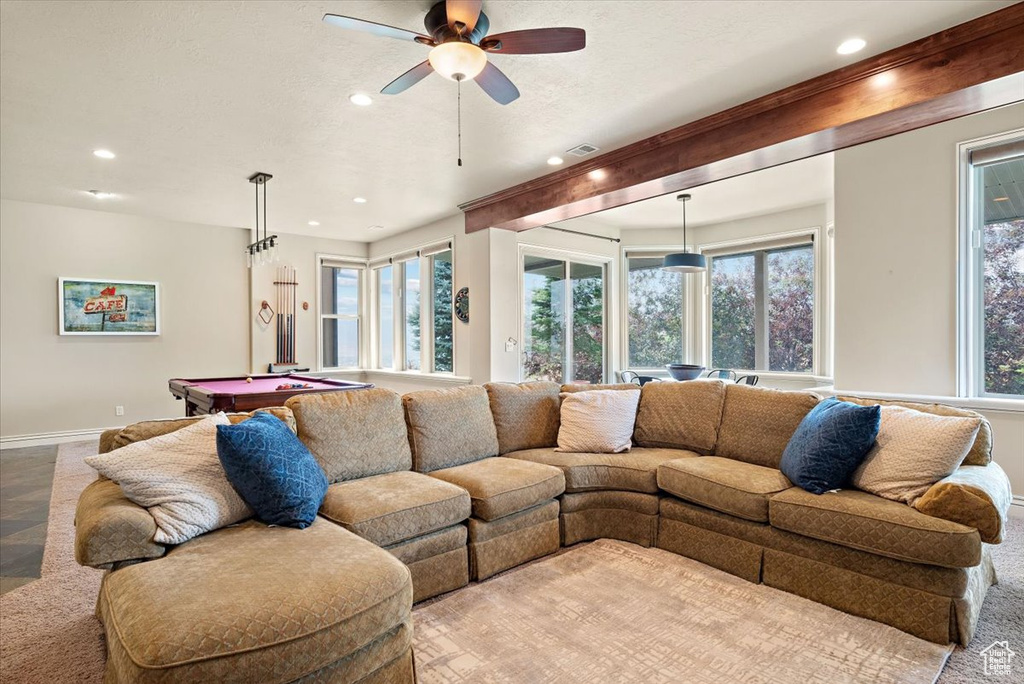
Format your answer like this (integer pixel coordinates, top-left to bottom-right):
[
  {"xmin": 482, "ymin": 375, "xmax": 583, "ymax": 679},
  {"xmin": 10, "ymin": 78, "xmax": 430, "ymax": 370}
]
[
  {"xmin": 0, "ymin": 0, "xmax": 1010, "ymax": 242},
  {"xmin": 563, "ymin": 153, "xmax": 834, "ymax": 231}
]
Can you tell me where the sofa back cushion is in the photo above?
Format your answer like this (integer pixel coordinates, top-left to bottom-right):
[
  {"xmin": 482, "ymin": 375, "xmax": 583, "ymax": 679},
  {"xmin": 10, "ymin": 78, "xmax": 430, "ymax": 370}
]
[
  {"xmin": 837, "ymin": 395, "xmax": 992, "ymax": 466},
  {"xmin": 715, "ymin": 384, "xmax": 820, "ymax": 468},
  {"xmin": 485, "ymin": 382, "xmax": 561, "ymax": 454},
  {"xmin": 106, "ymin": 407, "xmax": 295, "ymax": 453},
  {"xmin": 404, "ymin": 385, "xmax": 499, "ymax": 472},
  {"xmin": 633, "ymin": 380, "xmax": 726, "ymax": 454},
  {"xmin": 561, "ymin": 383, "xmax": 639, "ymax": 393},
  {"xmin": 285, "ymin": 389, "xmax": 411, "ymax": 482}
]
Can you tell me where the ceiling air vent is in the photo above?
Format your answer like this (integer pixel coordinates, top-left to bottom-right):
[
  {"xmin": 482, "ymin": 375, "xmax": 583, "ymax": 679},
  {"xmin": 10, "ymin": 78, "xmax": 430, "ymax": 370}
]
[{"xmin": 566, "ymin": 143, "xmax": 600, "ymax": 157}]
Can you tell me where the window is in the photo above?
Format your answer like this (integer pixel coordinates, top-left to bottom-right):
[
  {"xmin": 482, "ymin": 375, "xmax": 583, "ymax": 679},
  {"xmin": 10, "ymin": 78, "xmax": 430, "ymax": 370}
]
[
  {"xmin": 708, "ymin": 239, "xmax": 815, "ymax": 373},
  {"xmin": 372, "ymin": 242, "xmax": 454, "ymax": 374},
  {"xmin": 625, "ymin": 253, "xmax": 684, "ymax": 368},
  {"xmin": 522, "ymin": 250, "xmax": 607, "ymax": 384},
  {"xmin": 961, "ymin": 135, "xmax": 1024, "ymax": 398},
  {"xmin": 319, "ymin": 260, "xmax": 363, "ymax": 369}
]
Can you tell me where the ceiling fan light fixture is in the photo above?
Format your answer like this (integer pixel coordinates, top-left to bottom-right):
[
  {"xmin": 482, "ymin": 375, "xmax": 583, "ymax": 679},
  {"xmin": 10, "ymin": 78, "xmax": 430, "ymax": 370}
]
[{"xmin": 428, "ymin": 41, "xmax": 487, "ymax": 81}]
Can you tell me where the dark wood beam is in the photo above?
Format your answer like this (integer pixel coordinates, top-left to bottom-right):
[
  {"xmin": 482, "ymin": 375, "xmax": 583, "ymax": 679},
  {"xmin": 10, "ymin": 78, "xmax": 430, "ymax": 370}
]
[{"xmin": 461, "ymin": 4, "xmax": 1024, "ymax": 233}]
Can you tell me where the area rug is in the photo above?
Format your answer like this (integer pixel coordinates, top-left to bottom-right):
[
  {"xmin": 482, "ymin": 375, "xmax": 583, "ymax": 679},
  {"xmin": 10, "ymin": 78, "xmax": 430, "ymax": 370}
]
[
  {"xmin": 413, "ymin": 539, "xmax": 953, "ymax": 683},
  {"xmin": 1, "ymin": 440, "xmax": 1020, "ymax": 683}
]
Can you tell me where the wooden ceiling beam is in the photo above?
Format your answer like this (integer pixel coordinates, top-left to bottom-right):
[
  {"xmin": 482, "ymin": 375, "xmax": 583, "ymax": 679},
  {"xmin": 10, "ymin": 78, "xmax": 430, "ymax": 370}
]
[{"xmin": 460, "ymin": 4, "xmax": 1024, "ymax": 233}]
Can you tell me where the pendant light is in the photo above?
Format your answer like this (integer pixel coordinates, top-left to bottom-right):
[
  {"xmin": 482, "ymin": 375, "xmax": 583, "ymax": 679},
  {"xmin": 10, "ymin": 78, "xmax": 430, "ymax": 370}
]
[
  {"xmin": 245, "ymin": 172, "xmax": 279, "ymax": 268},
  {"xmin": 662, "ymin": 193, "xmax": 706, "ymax": 272}
]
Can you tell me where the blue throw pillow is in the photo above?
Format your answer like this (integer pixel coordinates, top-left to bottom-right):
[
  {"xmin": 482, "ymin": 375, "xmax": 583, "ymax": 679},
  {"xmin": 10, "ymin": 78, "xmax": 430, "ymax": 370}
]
[
  {"xmin": 780, "ymin": 398, "xmax": 881, "ymax": 495},
  {"xmin": 216, "ymin": 412, "xmax": 328, "ymax": 529}
]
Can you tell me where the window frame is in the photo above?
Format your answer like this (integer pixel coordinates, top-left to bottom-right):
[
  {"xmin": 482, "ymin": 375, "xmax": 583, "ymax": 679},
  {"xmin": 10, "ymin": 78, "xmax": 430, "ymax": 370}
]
[
  {"xmin": 369, "ymin": 240, "xmax": 455, "ymax": 375},
  {"xmin": 518, "ymin": 243, "xmax": 612, "ymax": 384},
  {"xmin": 956, "ymin": 129, "xmax": 1024, "ymax": 399},
  {"xmin": 315, "ymin": 255, "xmax": 367, "ymax": 372},
  {"xmin": 700, "ymin": 227, "xmax": 825, "ymax": 376},
  {"xmin": 619, "ymin": 247, "xmax": 700, "ymax": 372}
]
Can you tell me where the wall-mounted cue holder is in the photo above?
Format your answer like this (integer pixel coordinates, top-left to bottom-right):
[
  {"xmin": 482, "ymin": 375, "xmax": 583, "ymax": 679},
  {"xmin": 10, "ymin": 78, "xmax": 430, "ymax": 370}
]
[{"xmin": 274, "ymin": 266, "xmax": 299, "ymax": 365}]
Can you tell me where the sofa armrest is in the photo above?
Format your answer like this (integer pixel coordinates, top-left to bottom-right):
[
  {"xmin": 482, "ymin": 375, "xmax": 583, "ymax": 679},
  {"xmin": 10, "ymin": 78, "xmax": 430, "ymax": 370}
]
[
  {"xmin": 913, "ymin": 462, "xmax": 1012, "ymax": 544},
  {"xmin": 75, "ymin": 478, "xmax": 166, "ymax": 569}
]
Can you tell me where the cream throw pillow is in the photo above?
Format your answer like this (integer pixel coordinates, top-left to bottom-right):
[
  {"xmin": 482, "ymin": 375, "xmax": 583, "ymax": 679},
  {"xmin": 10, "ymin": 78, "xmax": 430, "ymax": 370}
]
[
  {"xmin": 556, "ymin": 389, "xmax": 641, "ymax": 454},
  {"xmin": 85, "ymin": 413, "xmax": 252, "ymax": 544},
  {"xmin": 851, "ymin": 405, "xmax": 981, "ymax": 506}
]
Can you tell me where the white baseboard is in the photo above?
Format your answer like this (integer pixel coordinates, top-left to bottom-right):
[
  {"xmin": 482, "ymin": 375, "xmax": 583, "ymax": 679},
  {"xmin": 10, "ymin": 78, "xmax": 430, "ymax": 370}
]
[
  {"xmin": 0, "ymin": 427, "xmax": 111, "ymax": 449},
  {"xmin": 1010, "ymin": 497, "xmax": 1024, "ymax": 519}
]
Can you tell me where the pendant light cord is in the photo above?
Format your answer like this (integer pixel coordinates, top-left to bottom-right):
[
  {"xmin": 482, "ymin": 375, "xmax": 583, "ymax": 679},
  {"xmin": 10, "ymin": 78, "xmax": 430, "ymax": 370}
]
[
  {"xmin": 682, "ymin": 197, "xmax": 687, "ymax": 247},
  {"xmin": 457, "ymin": 76, "xmax": 463, "ymax": 167}
]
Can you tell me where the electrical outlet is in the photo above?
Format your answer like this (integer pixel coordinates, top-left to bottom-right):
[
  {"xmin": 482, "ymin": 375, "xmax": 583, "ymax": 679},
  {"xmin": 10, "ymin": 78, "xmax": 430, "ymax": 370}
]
[{"xmin": 115, "ymin": 405, "xmax": 124, "ymax": 416}]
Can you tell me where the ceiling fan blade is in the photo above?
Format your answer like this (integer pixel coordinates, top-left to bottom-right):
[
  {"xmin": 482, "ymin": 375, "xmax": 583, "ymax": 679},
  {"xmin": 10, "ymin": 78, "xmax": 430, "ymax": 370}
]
[
  {"xmin": 483, "ymin": 28, "xmax": 586, "ymax": 54},
  {"xmin": 475, "ymin": 61, "xmax": 519, "ymax": 105},
  {"xmin": 381, "ymin": 60, "xmax": 435, "ymax": 95},
  {"xmin": 446, "ymin": 0, "xmax": 482, "ymax": 33},
  {"xmin": 323, "ymin": 14, "xmax": 432, "ymax": 44}
]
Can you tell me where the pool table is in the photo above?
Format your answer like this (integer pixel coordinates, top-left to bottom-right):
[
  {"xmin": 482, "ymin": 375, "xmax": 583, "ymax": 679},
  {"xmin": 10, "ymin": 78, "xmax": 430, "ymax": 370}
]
[{"xmin": 168, "ymin": 373, "xmax": 373, "ymax": 416}]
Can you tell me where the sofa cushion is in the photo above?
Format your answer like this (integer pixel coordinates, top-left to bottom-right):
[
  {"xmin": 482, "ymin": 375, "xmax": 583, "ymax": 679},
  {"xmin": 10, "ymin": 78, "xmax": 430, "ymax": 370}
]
[
  {"xmin": 106, "ymin": 407, "xmax": 296, "ymax": 452},
  {"xmin": 780, "ymin": 398, "xmax": 881, "ymax": 495},
  {"xmin": 560, "ymin": 383, "xmax": 640, "ymax": 393},
  {"xmin": 507, "ymin": 447, "xmax": 693, "ymax": 493},
  {"xmin": 404, "ymin": 385, "xmax": 499, "ymax": 473},
  {"xmin": 769, "ymin": 487, "xmax": 981, "ymax": 569},
  {"xmin": 838, "ymin": 395, "xmax": 992, "ymax": 466},
  {"xmin": 429, "ymin": 457, "xmax": 565, "ymax": 521},
  {"xmin": 914, "ymin": 462, "xmax": 1013, "ymax": 544},
  {"xmin": 715, "ymin": 384, "xmax": 820, "ymax": 468},
  {"xmin": 216, "ymin": 412, "xmax": 328, "ymax": 529},
  {"xmin": 286, "ymin": 388, "xmax": 411, "ymax": 483},
  {"xmin": 851, "ymin": 405, "xmax": 981, "ymax": 506},
  {"xmin": 485, "ymin": 382, "xmax": 561, "ymax": 454},
  {"xmin": 658, "ymin": 456, "xmax": 792, "ymax": 522},
  {"xmin": 319, "ymin": 471, "xmax": 471, "ymax": 547},
  {"xmin": 75, "ymin": 478, "xmax": 166, "ymax": 569},
  {"xmin": 557, "ymin": 389, "xmax": 641, "ymax": 453},
  {"xmin": 84, "ymin": 414, "xmax": 252, "ymax": 545},
  {"xmin": 97, "ymin": 518, "xmax": 411, "ymax": 682},
  {"xmin": 633, "ymin": 380, "xmax": 727, "ymax": 454}
]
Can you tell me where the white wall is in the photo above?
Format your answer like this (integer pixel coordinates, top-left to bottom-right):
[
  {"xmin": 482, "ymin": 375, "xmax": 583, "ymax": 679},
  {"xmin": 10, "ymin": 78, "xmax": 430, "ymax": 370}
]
[
  {"xmin": 834, "ymin": 103, "xmax": 1024, "ymax": 497},
  {"xmin": 0, "ymin": 199, "xmax": 368, "ymax": 441},
  {"xmin": 0, "ymin": 199, "xmax": 250, "ymax": 437}
]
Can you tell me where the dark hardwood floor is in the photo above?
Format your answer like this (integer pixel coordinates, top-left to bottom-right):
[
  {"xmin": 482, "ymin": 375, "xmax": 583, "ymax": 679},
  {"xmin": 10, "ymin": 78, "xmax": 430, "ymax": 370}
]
[{"xmin": 0, "ymin": 444, "xmax": 57, "ymax": 594}]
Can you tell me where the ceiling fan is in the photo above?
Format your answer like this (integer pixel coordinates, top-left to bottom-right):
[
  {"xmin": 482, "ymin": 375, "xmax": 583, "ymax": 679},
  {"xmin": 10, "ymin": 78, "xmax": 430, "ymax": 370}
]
[{"xmin": 323, "ymin": 0, "xmax": 586, "ymax": 105}]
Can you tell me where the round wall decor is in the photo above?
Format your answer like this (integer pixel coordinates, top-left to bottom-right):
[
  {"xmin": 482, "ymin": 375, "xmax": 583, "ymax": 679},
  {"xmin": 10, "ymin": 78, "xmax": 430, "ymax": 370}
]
[{"xmin": 454, "ymin": 287, "xmax": 469, "ymax": 323}]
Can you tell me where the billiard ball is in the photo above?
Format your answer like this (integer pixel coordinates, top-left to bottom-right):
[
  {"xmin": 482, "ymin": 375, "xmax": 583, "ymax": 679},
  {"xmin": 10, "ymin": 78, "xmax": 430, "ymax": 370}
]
[{"xmin": 245, "ymin": 377, "xmax": 253, "ymax": 383}]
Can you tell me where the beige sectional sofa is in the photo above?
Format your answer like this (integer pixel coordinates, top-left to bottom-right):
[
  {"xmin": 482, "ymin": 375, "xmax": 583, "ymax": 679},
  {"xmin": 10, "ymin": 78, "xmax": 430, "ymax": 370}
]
[{"xmin": 75, "ymin": 380, "xmax": 1012, "ymax": 683}]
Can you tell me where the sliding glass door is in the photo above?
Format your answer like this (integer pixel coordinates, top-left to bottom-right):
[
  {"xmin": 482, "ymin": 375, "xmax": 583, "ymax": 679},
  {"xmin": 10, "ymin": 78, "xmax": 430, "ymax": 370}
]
[{"xmin": 522, "ymin": 251, "xmax": 607, "ymax": 384}]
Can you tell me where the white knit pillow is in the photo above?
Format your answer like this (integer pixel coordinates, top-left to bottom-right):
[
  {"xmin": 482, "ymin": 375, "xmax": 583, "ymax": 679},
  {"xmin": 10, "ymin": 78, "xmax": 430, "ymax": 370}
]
[
  {"xmin": 556, "ymin": 389, "xmax": 641, "ymax": 454},
  {"xmin": 85, "ymin": 413, "xmax": 252, "ymax": 544},
  {"xmin": 851, "ymin": 405, "xmax": 981, "ymax": 506}
]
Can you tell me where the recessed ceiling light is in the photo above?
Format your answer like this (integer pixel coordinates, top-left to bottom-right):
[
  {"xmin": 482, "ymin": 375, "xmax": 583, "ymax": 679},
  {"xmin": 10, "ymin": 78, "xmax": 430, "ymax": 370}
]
[
  {"xmin": 547, "ymin": 156, "xmax": 564, "ymax": 166},
  {"xmin": 993, "ymin": 196, "xmax": 1010, "ymax": 202},
  {"xmin": 308, "ymin": 220, "xmax": 320, "ymax": 226},
  {"xmin": 836, "ymin": 38, "xmax": 866, "ymax": 55},
  {"xmin": 588, "ymin": 169, "xmax": 607, "ymax": 181},
  {"xmin": 349, "ymin": 93, "xmax": 373, "ymax": 106},
  {"xmin": 85, "ymin": 190, "xmax": 117, "ymax": 199},
  {"xmin": 93, "ymin": 149, "xmax": 116, "ymax": 159},
  {"xmin": 353, "ymin": 197, "xmax": 367, "ymax": 203}
]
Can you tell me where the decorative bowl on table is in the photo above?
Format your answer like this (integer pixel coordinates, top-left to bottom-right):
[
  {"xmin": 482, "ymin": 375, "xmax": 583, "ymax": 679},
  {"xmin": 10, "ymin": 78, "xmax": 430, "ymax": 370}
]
[{"xmin": 666, "ymin": 364, "xmax": 705, "ymax": 381}]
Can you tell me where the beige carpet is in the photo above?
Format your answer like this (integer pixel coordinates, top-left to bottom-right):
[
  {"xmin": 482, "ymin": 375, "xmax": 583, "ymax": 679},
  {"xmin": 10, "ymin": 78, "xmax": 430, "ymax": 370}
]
[
  {"xmin": 413, "ymin": 539, "xmax": 953, "ymax": 683},
  {"xmin": 0, "ymin": 441, "xmax": 1020, "ymax": 683}
]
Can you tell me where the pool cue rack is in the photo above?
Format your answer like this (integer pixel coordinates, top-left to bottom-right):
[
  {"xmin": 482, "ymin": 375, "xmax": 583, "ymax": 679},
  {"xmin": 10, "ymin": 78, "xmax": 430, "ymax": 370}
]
[{"xmin": 274, "ymin": 266, "xmax": 298, "ymax": 367}]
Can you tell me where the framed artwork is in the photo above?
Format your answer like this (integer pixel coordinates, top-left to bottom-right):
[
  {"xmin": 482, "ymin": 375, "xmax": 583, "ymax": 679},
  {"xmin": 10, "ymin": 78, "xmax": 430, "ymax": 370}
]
[{"xmin": 58, "ymin": 278, "xmax": 160, "ymax": 335}]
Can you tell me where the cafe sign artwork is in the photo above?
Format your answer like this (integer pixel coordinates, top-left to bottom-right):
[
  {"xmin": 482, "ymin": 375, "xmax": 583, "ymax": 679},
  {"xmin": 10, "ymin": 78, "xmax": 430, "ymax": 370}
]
[{"xmin": 59, "ymin": 278, "xmax": 160, "ymax": 335}]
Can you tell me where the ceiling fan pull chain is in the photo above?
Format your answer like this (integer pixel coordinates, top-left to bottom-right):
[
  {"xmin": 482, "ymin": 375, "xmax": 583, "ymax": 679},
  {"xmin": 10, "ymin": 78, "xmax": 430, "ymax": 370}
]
[{"xmin": 457, "ymin": 76, "xmax": 463, "ymax": 167}]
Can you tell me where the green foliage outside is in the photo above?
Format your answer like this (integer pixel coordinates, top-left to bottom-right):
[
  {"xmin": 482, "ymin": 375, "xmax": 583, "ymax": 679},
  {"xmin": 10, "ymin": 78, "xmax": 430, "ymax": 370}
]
[
  {"xmin": 407, "ymin": 253, "xmax": 454, "ymax": 372},
  {"xmin": 627, "ymin": 262, "xmax": 684, "ymax": 367},
  {"xmin": 523, "ymin": 268, "xmax": 604, "ymax": 383},
  {"xmin": 984, "ymin": 219, "xmax": 1024, "ymax": 395}
]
